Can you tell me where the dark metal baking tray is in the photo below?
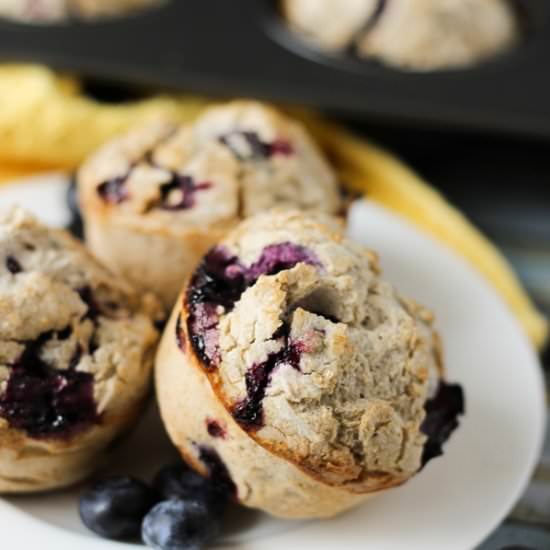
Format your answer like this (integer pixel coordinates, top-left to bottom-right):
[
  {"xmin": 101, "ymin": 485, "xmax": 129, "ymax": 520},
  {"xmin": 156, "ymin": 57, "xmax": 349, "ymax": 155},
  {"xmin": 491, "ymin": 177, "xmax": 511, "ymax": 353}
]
[{"xmin": 0, "ymin": 0, "xmax": 549, "ymax": 139}]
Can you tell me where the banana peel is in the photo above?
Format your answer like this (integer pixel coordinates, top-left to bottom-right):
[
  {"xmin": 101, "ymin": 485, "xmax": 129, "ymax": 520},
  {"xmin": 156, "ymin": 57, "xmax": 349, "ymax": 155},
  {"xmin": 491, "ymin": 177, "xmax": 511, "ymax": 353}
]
[
  {"xmin": 0, "ymin": 65, "xmax": 546, "ymax": 349},
  {"xmin": 0, "ymin": 65, "xmax": 207, "ymax": 169}
]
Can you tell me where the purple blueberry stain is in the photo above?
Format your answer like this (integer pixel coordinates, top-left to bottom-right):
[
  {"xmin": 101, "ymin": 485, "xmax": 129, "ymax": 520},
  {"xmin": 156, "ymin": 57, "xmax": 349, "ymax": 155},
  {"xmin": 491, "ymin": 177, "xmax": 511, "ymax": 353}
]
[
  {"xmin": 160, "ymin": 175, "xmax": 211, "ymax": 210},
  {"xmin": 0, "ymin": 331, "xmax": 97, "ymax": 439},
  {"xmin": 269, "ymin": 139, "xmax": 294, "ymax": 157},
  {"xmin": 97, "ymin": 175, "xmax": 129, "ymax": 204},
  {"xmin": 186, "ymin": 243, "xmax": 320, "ymax": 368},
  {"xmin": 188, "ymin": 302, "xmax": 222, "ymax": 367},
  {"xmin": 96, "ymin": 148, "xmax": 211, "ymax": 211},
  {"xmin": 219, "ymin": 131, "xmax": 294, "ymax": 161},
  {"xmin": 232, "ymin": 322, "xmax": 304, "ymax": 430},
  {"xmin": 6, "ymin": 256, "xmax": 22, "ymax": 274},
  {"xmin": 420, "ymin": 381, "xmax": 464, "ymax": 468},
  {"xmin": 244, "ymin": 242, "xmax": 321, "ymax": 283},
  {"xmin": 206, "ymin": 418, "xmax": 227, "ymax": 439}
]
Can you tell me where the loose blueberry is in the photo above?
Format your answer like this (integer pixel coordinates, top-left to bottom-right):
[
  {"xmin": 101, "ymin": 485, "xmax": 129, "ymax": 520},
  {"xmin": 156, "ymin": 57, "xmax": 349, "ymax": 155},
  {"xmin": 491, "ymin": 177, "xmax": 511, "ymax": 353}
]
[
  {"xmin": 80, "ymin": 477, "xmax": 160, "ymax": 541},
  {"xmin": 142, "ymin": 499, "xmax": 220, "ymax": 550},
  {"xmin": 153, "ymin": 463, "xmax": 227, "ymax": 518}
]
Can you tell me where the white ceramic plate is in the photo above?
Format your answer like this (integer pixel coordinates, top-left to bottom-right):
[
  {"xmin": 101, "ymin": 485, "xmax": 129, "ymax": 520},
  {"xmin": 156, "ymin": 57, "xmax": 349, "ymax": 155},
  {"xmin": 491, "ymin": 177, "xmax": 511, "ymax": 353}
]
[{"xmin": 0, "ymin": 175, "xmax": 545, "ymax": 550}]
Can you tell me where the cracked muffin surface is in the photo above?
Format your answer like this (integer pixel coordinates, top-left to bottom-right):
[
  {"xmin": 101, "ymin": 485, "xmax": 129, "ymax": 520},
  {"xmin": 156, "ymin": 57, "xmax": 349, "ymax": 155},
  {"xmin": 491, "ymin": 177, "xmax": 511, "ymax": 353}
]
[
  {"xmin": 0, "ymin": 208, "xmax": 160, "ymax": 493},
  {"xmin": 78, "ymin": 101, "xmax": 341, "ymax": 311},
  {"xmin": 156, "ymin": 210, "xmax": 463, "ymax": 518}
]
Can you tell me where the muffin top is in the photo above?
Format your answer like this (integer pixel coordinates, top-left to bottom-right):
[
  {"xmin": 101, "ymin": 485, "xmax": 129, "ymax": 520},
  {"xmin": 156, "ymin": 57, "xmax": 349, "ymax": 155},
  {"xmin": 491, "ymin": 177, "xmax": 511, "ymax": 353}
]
[
  {"xmin": 0, "ymin": 209, "xmax": 159, "ymax": 441},
  {"xmin": 283, "ymin": 0, "xmax": 518, "ymax": 71},
  {"xmin": 282, "ymin": 0, "xmax": 379, "ymax": 50},
  {"xmin": 356, "ymin": 0, "xmax": 519, "ymax": 71},
  {"xmin": 78, "ymin": 101, "xmax": 341, "ymax": 233},
  {"xmin": 182, "ymin": 210, "xmax": 463, "ymax": 491}
]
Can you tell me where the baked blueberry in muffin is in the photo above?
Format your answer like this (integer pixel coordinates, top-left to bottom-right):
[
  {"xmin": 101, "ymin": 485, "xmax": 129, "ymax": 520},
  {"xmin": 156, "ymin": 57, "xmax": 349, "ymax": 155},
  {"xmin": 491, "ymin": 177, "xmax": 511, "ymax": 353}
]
[
  {"xmin": 0, "ymin": 208, "xmax": 160, "ymax": 493},
  {"xmin": 155, "ymin": 210, "xmax": 464, "ymax": 518},
  {"xmin": 78, "ymin": 101, "xmax": 341, "ymax": 311}
]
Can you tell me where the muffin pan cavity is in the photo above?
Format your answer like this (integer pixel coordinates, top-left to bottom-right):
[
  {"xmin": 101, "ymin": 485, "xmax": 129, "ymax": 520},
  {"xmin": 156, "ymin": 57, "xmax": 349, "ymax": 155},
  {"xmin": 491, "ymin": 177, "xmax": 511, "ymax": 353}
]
[{"xmin": 0, "ymin": 0, "xmax": 550, "ymax": 137}]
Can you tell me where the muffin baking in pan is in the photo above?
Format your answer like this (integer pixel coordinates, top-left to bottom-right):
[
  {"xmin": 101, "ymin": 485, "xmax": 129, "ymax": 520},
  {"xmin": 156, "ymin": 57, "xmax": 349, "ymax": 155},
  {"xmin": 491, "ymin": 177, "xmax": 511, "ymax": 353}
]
[
  {"xmin": 78, "ymin": 101, "xmax": 341, "ymax": 312},
  {"xmin": 0, "ymin": 208, "xmax": 160, "ymax": 493},
  {"xmin": 156, "ymin": 209, "xmax": 463, "ymax": 518}
]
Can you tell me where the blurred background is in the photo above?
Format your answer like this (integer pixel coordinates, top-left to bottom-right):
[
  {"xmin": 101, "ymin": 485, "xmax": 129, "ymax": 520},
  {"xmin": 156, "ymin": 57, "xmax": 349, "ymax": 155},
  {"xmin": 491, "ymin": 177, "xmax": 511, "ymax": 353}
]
[{"xmin": 0, "ymin": 1, "xmax": 548, "ymax": 548}]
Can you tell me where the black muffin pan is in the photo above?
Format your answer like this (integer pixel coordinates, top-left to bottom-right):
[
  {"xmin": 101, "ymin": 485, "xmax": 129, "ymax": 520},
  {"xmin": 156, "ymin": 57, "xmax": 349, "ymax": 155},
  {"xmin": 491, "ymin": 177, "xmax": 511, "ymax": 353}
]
[{"xmin": 0, "ymin": 0, "xmax": 550, "ymax": 138}]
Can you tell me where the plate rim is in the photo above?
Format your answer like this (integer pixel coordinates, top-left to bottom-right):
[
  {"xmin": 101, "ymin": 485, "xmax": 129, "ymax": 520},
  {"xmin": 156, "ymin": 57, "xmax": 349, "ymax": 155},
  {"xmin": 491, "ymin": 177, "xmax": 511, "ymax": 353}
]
[{"xmin": 0, "ymin": 176, "xmax": 546, "ymax": 550}]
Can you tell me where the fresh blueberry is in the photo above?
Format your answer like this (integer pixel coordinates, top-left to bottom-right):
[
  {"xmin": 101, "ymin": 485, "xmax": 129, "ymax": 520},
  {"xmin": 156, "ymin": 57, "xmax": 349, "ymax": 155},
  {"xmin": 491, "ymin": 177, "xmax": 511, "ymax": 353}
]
[
  {"xmin": 79, "ymin": 477, "xmax": 160, "ymax": 540},
  {"xmin": 142, "ymin": 499, "xmax": 220, "ymax": 550},
  {"xmin": 153, "ymin": 463, "xmax": 227, "ymax": 517}
]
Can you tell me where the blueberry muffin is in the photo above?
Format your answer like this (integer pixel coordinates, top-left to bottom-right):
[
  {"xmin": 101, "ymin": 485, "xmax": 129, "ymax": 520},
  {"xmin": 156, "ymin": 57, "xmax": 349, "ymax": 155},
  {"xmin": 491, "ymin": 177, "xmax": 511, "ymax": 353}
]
[
  {"xmin": 0, "ymin": 209, "xmax": 160, "ymax": 493},
  {"xmin": 155, "ymin": 210, "xmax": 464, "ymax": 519},
  {"xmin": 283, "ymin": 0, "xmax": 519, "ymax": 71},
  {"xmin": 78, "ymin": 102, "xmax": 341, "ymax": 311}
]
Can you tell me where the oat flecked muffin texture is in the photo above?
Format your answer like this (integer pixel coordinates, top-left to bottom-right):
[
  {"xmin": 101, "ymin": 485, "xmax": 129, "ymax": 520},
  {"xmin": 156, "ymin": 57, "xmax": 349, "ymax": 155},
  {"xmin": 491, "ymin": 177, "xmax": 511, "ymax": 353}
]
[
  {"xmin": 0, "ymin": 208, "xmax": 160, "ymax": 493},
  {"xmin": 155, "ymin": 210, "xmax": 464, "ymax": 518},
  {"xmin": 78, "ymin": 101, "xmax": 341, "ymax": 311}
]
